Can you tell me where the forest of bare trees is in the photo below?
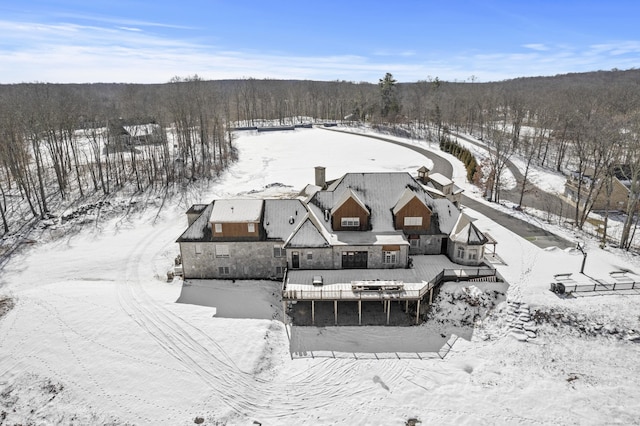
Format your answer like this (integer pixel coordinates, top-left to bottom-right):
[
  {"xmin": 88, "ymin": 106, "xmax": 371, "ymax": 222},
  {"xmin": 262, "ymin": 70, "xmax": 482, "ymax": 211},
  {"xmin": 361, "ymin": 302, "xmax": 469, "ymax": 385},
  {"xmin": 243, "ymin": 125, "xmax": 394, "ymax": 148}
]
[{"xmin": 1, "ymin": 69, "xmax": 639, "ymax": 247}]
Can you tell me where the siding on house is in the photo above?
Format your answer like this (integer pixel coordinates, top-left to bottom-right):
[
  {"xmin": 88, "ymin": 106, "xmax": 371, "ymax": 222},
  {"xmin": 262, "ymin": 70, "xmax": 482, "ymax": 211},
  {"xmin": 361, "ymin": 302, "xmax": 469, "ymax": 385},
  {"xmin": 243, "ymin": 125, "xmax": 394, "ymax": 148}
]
[
  {"xmin": 394, "ymin": 196, "xmax": 432, "ymax": 232},
  {"xmin": 212, "ymin": 221, "xmax": 261, "ymax": 240},
  {"xmin": 331, "ymin": 197, "xmax": 370, "ymax": 231}
]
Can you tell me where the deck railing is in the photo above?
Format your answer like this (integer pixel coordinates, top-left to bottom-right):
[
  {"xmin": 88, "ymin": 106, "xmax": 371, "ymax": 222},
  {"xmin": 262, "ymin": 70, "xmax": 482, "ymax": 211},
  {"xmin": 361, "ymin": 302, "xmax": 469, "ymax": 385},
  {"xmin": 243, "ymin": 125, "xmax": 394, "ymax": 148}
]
[{"xmin": 282, "ymin": 266, "xmax": 498, "ymax": 301}]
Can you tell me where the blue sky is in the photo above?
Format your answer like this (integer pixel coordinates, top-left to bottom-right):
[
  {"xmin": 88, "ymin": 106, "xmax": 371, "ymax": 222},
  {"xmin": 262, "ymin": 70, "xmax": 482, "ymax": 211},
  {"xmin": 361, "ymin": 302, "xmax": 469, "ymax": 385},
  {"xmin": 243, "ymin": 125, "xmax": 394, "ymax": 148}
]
[{"xmin": 1, "ymin": 0, "xmax": 639, "ymax": 84}]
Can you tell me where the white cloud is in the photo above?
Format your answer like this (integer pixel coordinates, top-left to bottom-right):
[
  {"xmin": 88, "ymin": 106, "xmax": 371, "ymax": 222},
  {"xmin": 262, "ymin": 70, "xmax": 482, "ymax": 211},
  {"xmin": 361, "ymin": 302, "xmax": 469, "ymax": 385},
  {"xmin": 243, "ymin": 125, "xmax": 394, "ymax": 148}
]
[
  {"xmin": 117, "ymin": 26, "xmax": 143, "ymax": 32},
  {"xmin": 523, "ymin": 43, "xmax": 549, "ymax": 51},
  {"xmin": 1, "ymin": 18, "xmax": 639, "ymax": 84},
  {"xmin": 589, "ymin": 41, "xmax": 640, "ymax": 56},
  {"xmin": 373, "ymin": 49, "xmax": 417, "ymax": 57}
]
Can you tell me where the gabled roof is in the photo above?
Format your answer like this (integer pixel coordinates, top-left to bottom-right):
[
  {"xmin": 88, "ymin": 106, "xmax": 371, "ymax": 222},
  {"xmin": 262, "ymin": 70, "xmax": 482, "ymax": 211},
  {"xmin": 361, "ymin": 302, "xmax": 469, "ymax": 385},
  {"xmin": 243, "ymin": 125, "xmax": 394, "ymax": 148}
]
[
  {"xmin": 284, "ymin": 215, "xmax": 330, "ymax": 248},
  {"xmin": 331, "ymin": 188, "xmax": 368, "ymax": 215},
  {"xmin": 210, "ymin": 199, "xmax": 263, "ymax": 223},
  {"xmin": 417, "ymin": 165, "xmax": 430, "ymax": 173},
  {"xmin": 450, "ymin": 212, "xmax": 488, "ymax": 245},
  {"xmin": 308, "ymin": 172, "xmax": 459, "ymax": 236},
  {"xmin": 392, "ymin": 188, "xmax": 429, "ymax": 215}
]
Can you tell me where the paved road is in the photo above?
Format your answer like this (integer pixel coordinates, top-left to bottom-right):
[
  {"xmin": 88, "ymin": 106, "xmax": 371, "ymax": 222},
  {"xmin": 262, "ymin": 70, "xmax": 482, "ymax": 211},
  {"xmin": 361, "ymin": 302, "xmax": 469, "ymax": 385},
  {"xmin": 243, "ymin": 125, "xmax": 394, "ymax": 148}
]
[
  {"xmin": 452, "ymin": 132, "xmax": 575, "ymax": 221},
  {"xmin": 322, "ymin": 127, "xmax": 574, "ymax": 250}
]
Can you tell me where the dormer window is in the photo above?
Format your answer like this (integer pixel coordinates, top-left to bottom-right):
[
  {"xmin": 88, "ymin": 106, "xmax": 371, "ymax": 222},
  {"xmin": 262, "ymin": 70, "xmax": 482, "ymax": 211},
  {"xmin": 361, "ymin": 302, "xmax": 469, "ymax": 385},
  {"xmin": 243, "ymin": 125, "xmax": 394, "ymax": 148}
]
[
  {"xmin": 248, "ymin": 223, "xmax": 255, "ymax": 233},
  {"xmin": 341, "ymin": 217, "xmax": 360, "ymax": 227},
  {"xmin": 404, "ymin": 217, "xmax": 423, "ymax": 226},
  {"xmin": 214, "ymin": 223, "xmax": 222, "ymax": 233}
]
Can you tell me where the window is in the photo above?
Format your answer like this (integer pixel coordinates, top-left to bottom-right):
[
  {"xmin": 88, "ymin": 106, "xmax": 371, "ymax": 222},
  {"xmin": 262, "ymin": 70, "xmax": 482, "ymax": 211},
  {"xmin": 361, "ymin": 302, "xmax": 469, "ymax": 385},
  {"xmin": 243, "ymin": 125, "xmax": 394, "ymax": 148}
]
[
  {"xmin": 469, "ymin": 249, "xmax": 478, "ymax": 260},
  {"xmin": 410, "ymin": 238, "xmax": 420, "ymax": 248},
  {"xmin": 218, "ymin": 266, "xmax": 230, "ymax": 275},
  {"xmin": 383, "ymin": 251, "xmax": 398, "ymax": 264},
  {"xmin": 275, "ymin": 266, "xmax": 285, "ymax": 276},
  {"xmin": 248, "ymin": 223, "xmax": 255, "ymax": 233},
  {"xmin": 214, "ymin": 223, "xmax": 222, "ymax": 233},
  {"xmin": 273, "ymin": 246, "xmax": 285, "ymax": 257},
  {"xmin": 195, "ymin": 244, "xmax": 202, "ymax": 254},
  {"xmin": 307, "ymin": 252, "xmax": 313, "ymax": 260},
  {"xmin": 456, "ymin": 246, "xmax": 466, "ymax": 259},
  {"xmin": 404, "ymin": 217, "xmax": 423, "ymax": 226},
  {"xmin": 341, "ymin": 217, "xmax": 360, "ymax": 227},
  {"xmin": 215, "ymin": 244, "xmax": 230, "ymax": 258}
]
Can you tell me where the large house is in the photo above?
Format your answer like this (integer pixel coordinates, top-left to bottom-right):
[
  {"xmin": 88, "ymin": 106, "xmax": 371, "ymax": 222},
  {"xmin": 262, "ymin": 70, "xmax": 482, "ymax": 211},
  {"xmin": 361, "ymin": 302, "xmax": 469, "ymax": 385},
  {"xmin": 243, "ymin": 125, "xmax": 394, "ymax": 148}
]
[
  {"xmin": 177, "ymin": 168, "xmax": 488, "ymax": 280},
  {"xmin": 177, "ymin": 168, "xmax": 493, "ymax": 325},
  {"xmin": 564, "ymin": 165, "xmax": 640, "ymax": 213}
]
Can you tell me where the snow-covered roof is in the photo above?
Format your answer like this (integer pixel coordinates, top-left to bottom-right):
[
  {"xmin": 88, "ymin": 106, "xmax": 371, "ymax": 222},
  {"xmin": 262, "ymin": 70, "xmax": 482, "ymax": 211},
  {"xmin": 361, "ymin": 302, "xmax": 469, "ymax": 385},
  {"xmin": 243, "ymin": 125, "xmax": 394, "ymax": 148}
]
[
  {"xmin": 331, "ymin": 188, "xmax": 368, "ymax": 215},
  {"xmin": 424, "ymin": 185, "xmax": 445, "ymax": 198},
  {"xmin": 298, "ymin": 184, "xmax": 322, "ymax": 203},
  {"xmin": 309, "ymin": 172, "xmax": 459, "ymax": 236},
  {"xmin": 210, "ymin": 199, "xmax": 263, "ymax": 223},
  {"xmin": 425, "ymin": 182, "xmax": 464, "ymax": 198},
  {"xmin": 284, "ymin": 216, "xmax": 330, "ymax": 248},
  {"xmin": 429, "ymin": 172, "xmax": 453, "ymax": 187},
  {"xmin": 263, "ymin": 199, "xmax": 306, "ymax": 240},
  {"xmin": 392, "ymin": 188, "xmax": 429, "ymax": 215},
  {"xmin": 176, "ymin": 203, "xmax": 214, "ymax": 242},
  {"xmin": 329, "ymin": 232, "xmax": 408, "ymax": 246},
  {"xmin": 450, "ymin": 213, "xmax": 488, "ymax": 245}
]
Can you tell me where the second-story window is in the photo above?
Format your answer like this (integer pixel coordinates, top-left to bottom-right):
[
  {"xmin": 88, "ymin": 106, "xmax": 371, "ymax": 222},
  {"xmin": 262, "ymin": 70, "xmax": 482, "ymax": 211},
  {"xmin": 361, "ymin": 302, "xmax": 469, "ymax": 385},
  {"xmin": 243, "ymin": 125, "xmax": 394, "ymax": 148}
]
[
  {"xmin": 341, "ymin": 217, "xmax": 360, "ymax": 227},
  {"xmin": 215, "ymin": 244, "xmax": 230, "ymax": 258},
  {"xmin": 404, "ymin": 217, "xmax": 423, "ymax": 226}
]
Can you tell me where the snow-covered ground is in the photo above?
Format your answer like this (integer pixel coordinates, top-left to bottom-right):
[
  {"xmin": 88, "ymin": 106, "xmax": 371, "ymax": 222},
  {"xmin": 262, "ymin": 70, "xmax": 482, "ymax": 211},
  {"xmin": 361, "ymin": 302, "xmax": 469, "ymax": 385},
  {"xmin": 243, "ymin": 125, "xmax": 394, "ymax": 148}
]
[{"xmin": 1, "ymin": 127, "xmax": 639, "ymax": 425}]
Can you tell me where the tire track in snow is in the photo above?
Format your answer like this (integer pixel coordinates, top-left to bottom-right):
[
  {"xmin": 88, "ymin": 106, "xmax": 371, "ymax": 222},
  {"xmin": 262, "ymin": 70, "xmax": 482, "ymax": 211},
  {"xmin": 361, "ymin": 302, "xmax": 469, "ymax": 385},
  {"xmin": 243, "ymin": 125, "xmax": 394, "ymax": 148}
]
[
  {"xmin": 117, "ymin": 227, "xmax": 284, "ymax": 416},
  {"xmin": 116, "ymin": 224, "xmax": 386, "ymax": 420}
]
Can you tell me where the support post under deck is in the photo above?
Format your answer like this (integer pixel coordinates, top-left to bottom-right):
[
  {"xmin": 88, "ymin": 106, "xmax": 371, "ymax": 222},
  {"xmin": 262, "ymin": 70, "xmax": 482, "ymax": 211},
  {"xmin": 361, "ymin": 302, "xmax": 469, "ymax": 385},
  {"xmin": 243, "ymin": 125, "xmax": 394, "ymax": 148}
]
[{"xmin": 386, "ymin": 300, "xmax": 391, "ymax": 325}]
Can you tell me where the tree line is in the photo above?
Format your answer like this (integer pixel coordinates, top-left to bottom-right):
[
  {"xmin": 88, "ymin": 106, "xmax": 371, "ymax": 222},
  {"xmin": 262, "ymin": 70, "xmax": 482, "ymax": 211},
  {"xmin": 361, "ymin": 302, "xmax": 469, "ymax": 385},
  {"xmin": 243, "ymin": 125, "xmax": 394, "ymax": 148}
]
[{"xmin": 1, "ymin": 69, "xmax": 640, "ymax": 247}]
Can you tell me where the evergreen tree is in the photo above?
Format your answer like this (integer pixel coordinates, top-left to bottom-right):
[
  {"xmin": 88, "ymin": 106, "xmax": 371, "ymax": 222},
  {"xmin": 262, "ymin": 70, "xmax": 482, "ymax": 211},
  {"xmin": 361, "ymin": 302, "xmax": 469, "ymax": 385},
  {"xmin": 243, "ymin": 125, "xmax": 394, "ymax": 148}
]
[{"xmin": 378, "ymin": 73, "xmax": 400, "ymax": 118}]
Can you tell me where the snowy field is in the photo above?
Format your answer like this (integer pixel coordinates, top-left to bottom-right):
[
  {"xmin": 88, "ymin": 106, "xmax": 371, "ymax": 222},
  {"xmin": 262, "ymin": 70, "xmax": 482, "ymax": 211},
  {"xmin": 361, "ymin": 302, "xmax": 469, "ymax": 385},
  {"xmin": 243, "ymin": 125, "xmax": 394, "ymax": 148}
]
[{"xmin": 1, "ymin": 127, "xmax": 640, "ymax": 425}]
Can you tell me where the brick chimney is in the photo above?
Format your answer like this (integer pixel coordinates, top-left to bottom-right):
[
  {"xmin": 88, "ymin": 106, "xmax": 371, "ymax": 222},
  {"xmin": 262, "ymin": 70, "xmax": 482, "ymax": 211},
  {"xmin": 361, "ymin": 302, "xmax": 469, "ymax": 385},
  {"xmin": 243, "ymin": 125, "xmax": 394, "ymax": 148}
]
[{"xmin": 315, "ymin": 166, "xmax": 326, "ymax": 188}]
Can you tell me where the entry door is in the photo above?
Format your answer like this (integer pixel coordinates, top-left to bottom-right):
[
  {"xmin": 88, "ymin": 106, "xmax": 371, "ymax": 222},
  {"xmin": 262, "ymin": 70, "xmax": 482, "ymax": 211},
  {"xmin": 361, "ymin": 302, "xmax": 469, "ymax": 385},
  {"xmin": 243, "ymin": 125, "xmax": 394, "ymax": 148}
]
[{"xmin": 292, "ymin": 251, "xmax": 300, "ymax": 269}]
